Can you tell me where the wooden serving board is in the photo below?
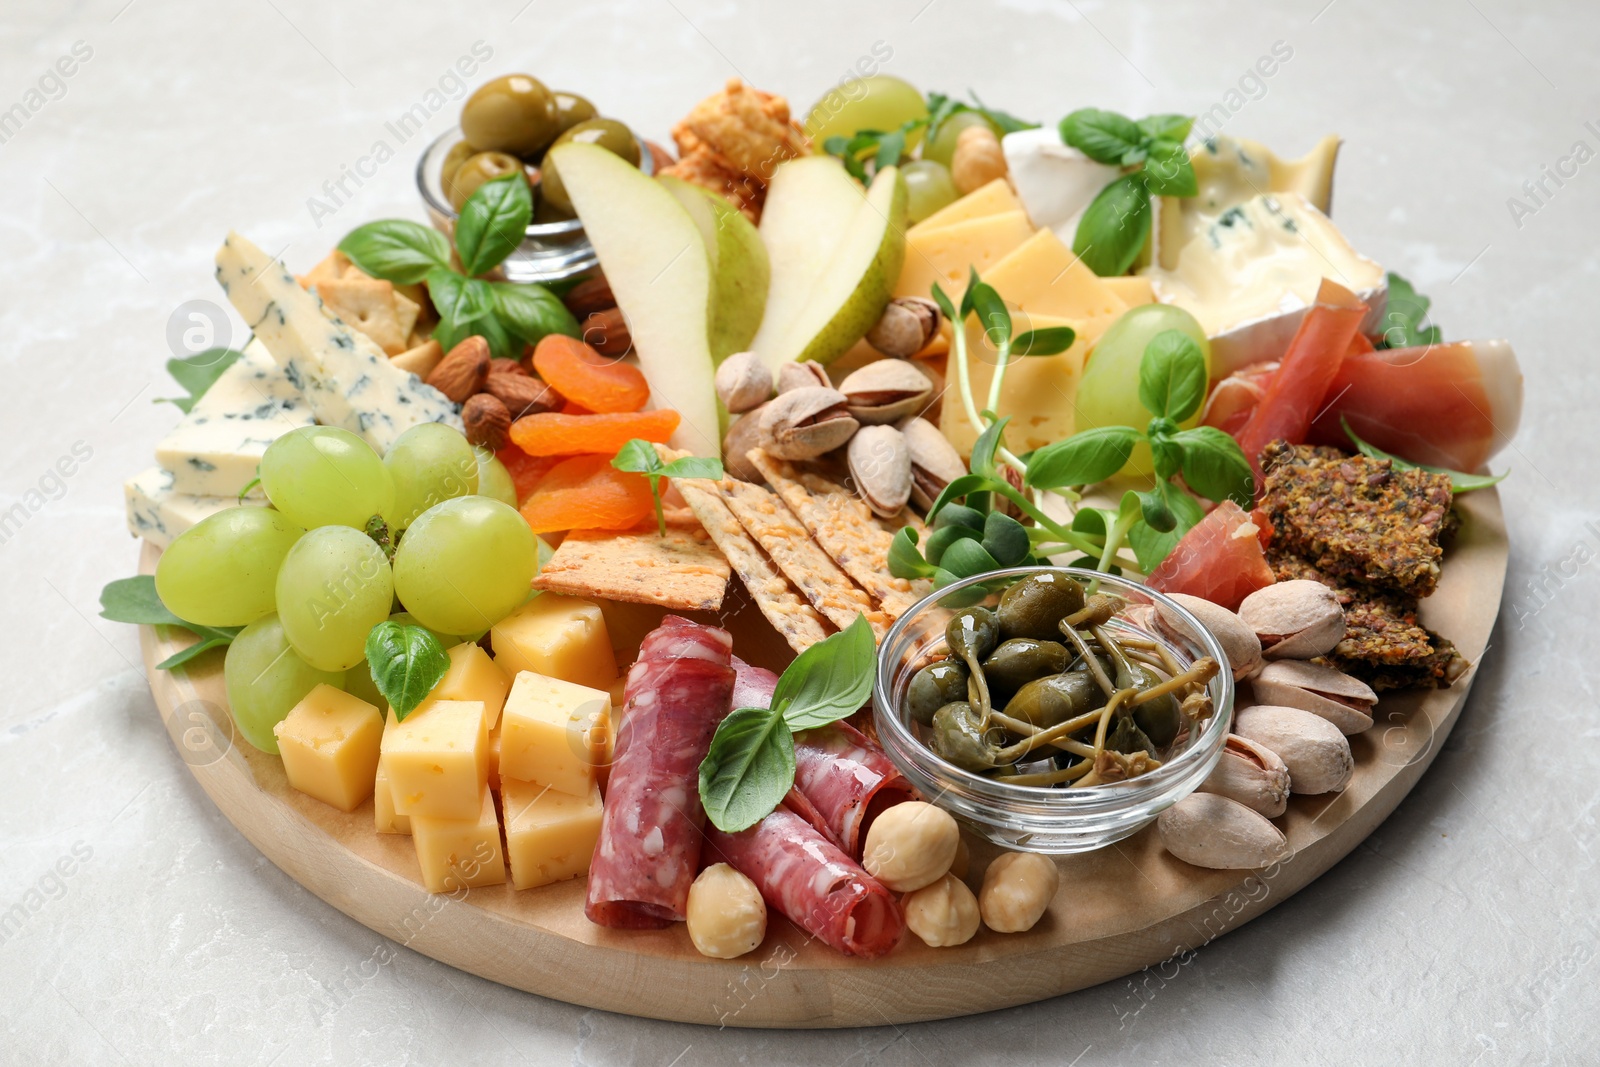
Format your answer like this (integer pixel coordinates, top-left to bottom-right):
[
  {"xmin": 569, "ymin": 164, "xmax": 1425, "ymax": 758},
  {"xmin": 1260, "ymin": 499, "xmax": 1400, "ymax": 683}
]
[{"xmin": 138, "ymin": 489, "xmax": 1507, "ymax": 1028}]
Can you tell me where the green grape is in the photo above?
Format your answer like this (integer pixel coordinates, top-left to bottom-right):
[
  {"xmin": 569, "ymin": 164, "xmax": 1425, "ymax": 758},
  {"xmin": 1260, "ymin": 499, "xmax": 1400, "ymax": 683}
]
[
  {"xmin": 384, "ymin": 423, "xmax": 478, "ymax": 529},
  {"xmin": 473, "ymin": 446, "xmax": 518, "ymax": 506},
  {"xmin": 155, "ymin": 507, "xmax": 304, "ymax": 627},
  {"xmin": 1076, "ymin": 304, "xmax": 1211, "ymax": 476},
  {"xmin": 225, "ymin": 613, "xmax": 343, "ymax": 753},
  {"xmin": 387, "ymin": 610, "xmax": 465, "ymax": 650},
  {"xmin": 275, "ymin": 525, "xmax": 395, "ymax": 671},
  {"xmin": 393, "ymin": 496, "xmax": 537, "ymax": 635},
  {"xmin": 342, "ymin": 662, "xmax": 386, "ymax": 709},
  {"xmin": 805, "ymin": 74, "xmax": 927, "ymax": 153},
  {"xmin": 903, "ymin": 160, "xmax": 958, "ymax": 224},
  {"xmin": 923, "ymin": 110, "xmax": 995, "ymax": 168},
  {"xmin": 259, "ymin": 426, "xmax": 395, "ymax": 530}
]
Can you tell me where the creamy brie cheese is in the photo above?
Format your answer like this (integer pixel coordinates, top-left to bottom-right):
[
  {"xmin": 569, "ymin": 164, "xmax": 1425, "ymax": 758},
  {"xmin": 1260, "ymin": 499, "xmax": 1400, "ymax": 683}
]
[{"xmin": 1000, "ymin": 127, "xmax": 1120, "ymax": 245}]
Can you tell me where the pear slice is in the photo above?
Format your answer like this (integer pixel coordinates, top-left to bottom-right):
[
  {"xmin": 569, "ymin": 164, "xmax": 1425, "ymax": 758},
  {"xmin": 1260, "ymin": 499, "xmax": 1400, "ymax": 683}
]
[
  {"xmin": 659, "ymin": 177, "xmax": 769, "ymax": 363},
  {"xmin": 549, "ymin": 143, "xmax": 721, "ymax": 455},
  {"xmin": 749, "ymin": 160, "xmax": 908, "ymax": 372}
]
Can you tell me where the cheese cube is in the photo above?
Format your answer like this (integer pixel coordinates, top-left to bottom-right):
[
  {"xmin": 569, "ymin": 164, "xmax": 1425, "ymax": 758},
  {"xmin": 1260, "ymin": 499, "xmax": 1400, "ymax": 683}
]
[
  {"xmin": 1100, "ymin": 275, "xmax": 1155, "ymax": 307},
  {"xmin": 910, "ymin": 177, "xmax": 1023, "ymax": 232},
  {"xmin": 982, "ymin": 228, "xmax": 1127, "ymax": 323},
  {"xmin": 487, "ymin": 727, "xmax": 502, "ymax": 794},
  {"xmin": 374, "ymin": 759, "xmax": 410, "ymax": 835},
  {"xmin": 409, "ymin": 787, "xmax": 506, "ymax": 893},
  {"xmin": 425, "ymin": 643, "xmax": 511, "ymax": 729},
  {"xmin": 491, "ymin": 593, "xmax": 618, "ymax": 691},
  {"xmin": 502, "ymin": 778, "xmax": 603, "ymax": 891},
  {"xmin": 500, "ymin": 673, "xmax": 611, "ymax": 797},
  {"xmin": 894, "ymin": 210, "xmax": 1035, "ymax": 307},
  {"xmin": 943, "ymin": 314, "xmax": 1103, "ymax": 456},
  {"xmin": 273, "ymin": 684, "xmax": 383, "ymax": 813},
  {"xmin": 381, "ymin": 700, "xmax": 488, "ymax": 819}
]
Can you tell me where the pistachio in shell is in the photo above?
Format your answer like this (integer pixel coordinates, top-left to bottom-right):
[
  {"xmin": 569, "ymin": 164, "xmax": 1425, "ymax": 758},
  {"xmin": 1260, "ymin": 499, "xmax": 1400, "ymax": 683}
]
[
  {"xmin": 837, "ymin": 359, "xmax": 935, "ymax": 425},
  {"xmin": 756, "ymin": 386, "xmax": 859, "ymax": 460},
  {"xmin": 714, "ymin": 350, "xmax": 773, "ymax": 414},
  {"xmin": 1233, "ymin": 704, "xmax": 1354, "ymax": 794},
  {"xmin": 898, "ymin": 416, "xmax": 967, "ymax": 511},
  {"xmin": 1252, "ymin": 659, "xmax": 1377, "ymax": 735},
  {"xmin": 721, "ymin": 404, "xmax": 768, "ymax": 482},
  {"xmin": 1197, "ymin": 733, "xmax": 1291, "ymax": 817},
  {"xmin": 1238, "ymin": 580, "xmax": 1347, "ymax": 659},
  {"xmin": 865, "ymin": 296, "xmax": 942, "ymax": 358},
  {"xmin": 1158, "ymin": 792, "xmax": 1291, "ymax": 870},
  {"xmin": 1154, "ymin": 593, "xmax": 1263, "ymax": 681},
  {"xmin": 777, "ymin": 360, "xmax": 831, "ymax": 394},
  {"xmin": 846, "ymin": 424, "xmax": 912, "ymax": 518}
]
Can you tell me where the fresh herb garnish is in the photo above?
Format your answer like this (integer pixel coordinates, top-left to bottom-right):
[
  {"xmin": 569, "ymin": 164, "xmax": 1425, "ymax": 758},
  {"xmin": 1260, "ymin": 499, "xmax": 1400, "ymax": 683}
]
[
  {"xmin": 1059, "ymin": 108, "xmax": 1197, "ymax": 277},
  {"xmin": 1341, "ymin": 417, "xmax": 1504, "ymax": 492},
  {"xmin": 925, "ymin": 90, "xmax": 1037, "ymax": 149},
  {"xmin": 610, "ymin": 439, "xmax": 724, "ymax": 536},
  {"xmin": 363, "ymin": 620, "xmax": 451, "ymax": 720},
  {"xmin": 699, "ymin": 615, "xmax": 875, "ymax": 833},
  {"xmin": 338, "ymin": 175, "xmax": 579, "ymax": 361},
  {"xmin": 154, "ymin": 348, "xmax": 245, "ymax": 413},
  {"xmin": 98, "ymin": 575, "xmax": 242, "ymax": 670},
  {"xmin": 822, "ymin": 90, "xmax": 1038, "ymax": 185},
  {"xmin": 1376, "ymin": 272, "xmax": 1442, "ymax": 349}
]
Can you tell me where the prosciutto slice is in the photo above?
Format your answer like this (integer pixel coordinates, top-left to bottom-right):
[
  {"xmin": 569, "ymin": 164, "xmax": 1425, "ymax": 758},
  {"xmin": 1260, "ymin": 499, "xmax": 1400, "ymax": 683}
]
[
  {"xmin": 585, "ymin": 617, "xmax": 735, "ymax": 929},
  {"xmin": 706, "ymin": 806, "xmax": 905, "ymax": 959}
]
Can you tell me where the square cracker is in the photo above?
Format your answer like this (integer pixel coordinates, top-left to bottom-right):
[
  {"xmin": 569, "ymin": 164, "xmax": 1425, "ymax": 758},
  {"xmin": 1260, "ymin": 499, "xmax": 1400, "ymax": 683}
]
[
  {"xmin": 314, "ymin": 276, "xmax": 421, "ymax": 356},
  {"xmin": 532, "ymin": 527, "xmax": 730, "ymax": 612},
  {"xmin": 391, "ymin": 338, "xmax": 443, "ymax": 377}
]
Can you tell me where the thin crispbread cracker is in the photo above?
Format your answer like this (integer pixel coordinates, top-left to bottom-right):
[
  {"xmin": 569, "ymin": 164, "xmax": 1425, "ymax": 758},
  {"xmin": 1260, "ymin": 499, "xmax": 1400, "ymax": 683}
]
[
  {"xmin": 716, "ymin": 478, "xmax": 890, "ymax": 639},
  {"xmin": 313, "ymin": 276, "xmax": 421, "ymax": 355},
  {"xmin": 532, "ymin": 527, "xmax": 730, "ymax": 612},
  {"xmin": 749, "ymin": 448, "xmax": 930, "ymax": 619}
]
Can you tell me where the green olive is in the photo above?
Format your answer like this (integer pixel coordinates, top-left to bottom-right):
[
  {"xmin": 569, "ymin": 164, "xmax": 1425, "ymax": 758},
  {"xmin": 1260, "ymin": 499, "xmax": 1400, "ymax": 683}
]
[
  {"xmin": 460, "ymin": 74, "xmax": 560, "ymax": 157},
  {"xmin": 532, "ymin": 190, "xmax": 576, "ymax": 223},
  {"xmin": 1132, "ymin": 665, "xmax": 1181, "ymax": 748},
  {"xmin": 998, "ymin": 573, "xmax": 1086, "ymax": 642},
  {"xmin": 906, "ymin": 660, "xmax": 969, "ymax": 726},
  {"xmin": 446, "ymin": 150, "xmax": 524, "ymax": 212},
  {"xmin": 929, "ymin": 702, "xmax": 1004, "ymax": 772},
  {"xmin": 552, "ymin": 91, "xmax": 599, "ymax": 135},
  {"xmin": 1005, "ymin": 672, "xmax": 1105, "ymax": 729},
  {"xmin": 539, "ymin": 118, "xmax": 641, "ymax": 216},
  {"xmin": 982, "ymin": 639, "xmax": 1070, "ymax": 696},
  {"xmin": 439, "ymin": 140, "xmax": 477, "ymax": 189}
]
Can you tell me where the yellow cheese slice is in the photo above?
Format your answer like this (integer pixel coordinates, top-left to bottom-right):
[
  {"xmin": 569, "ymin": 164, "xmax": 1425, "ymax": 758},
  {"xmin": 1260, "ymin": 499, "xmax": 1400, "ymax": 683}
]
[
  {"xmin": 895, "ymin": 210, "xmax": 1035, "ymax": 305},
  {"xmin": 982, "ymin": 228, "xmax": 1128, "ymax": 323},
  {"xmin": 908, "ymin": 177, "xmax": 1022, "ymax": 233},
  {"xmin": 1100, "ymin": 275, "xmax": 1155, "ymax": 307}
]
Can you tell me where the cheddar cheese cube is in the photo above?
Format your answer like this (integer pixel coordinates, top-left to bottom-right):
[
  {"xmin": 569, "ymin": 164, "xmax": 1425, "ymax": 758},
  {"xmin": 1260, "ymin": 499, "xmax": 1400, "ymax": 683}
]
[
  {"xmin": 490, "ymin": 593, "xmax": 617, "ymax": 691},
  {"xmin": 273, "ymin": 684, "xmax": 383, "ymax": 813},
  {"xmin": 381, "ymin": 700, "xmax": 488, "ymax": 819},
  {"xmin": 502, "ymin": 777, "xmax": 603, "ymax": 891},
  {"xmin": 373, "ymin": 759, "xmax": 410, "ymax": 835},
  {"xmin": 500, "ymin": 673, "xmax": 611, "ymax": 797},
  {"xmin": 426, "ymin": 642, "xmax": 511, "ymax": 729},
  {"xmin": 410, "ymin": 787, "xmax": 506, "ymax": 893}
]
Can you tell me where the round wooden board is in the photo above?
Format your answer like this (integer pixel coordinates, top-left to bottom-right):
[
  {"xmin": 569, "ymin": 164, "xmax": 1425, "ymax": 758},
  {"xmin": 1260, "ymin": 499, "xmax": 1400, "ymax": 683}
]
[{"xmin": 138, "ymin": 489, "xmax": 1507, "ymax": 1028}]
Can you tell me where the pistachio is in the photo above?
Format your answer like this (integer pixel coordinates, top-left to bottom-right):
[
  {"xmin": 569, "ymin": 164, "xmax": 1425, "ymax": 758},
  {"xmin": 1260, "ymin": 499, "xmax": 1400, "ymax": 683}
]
[
  {"xmin": 1198, "ymin": 734, "xmax": 1291, "ymax": 817},
  {"xmin": 757, "ymin": 387, "xmax": 859, "ymax": 460},
  {"xmin": 865, "ymin": 296, "xmax": 942, "ymax": 358},
  {"xmin": 1238, "ymin": 580, "xmax": 1346, "ymax": 659},
  {"xmin": 1154, "ymin": 593, "xmax": 1263, "ymax": 681},
  {"xmin": 1252, "ymin": 659, "xmax": 1377, "ymax": 735},
  {"xmin": 837, "ymin": 359, "xmax": 935, "ymax": 425},
  {"xmin": 847, "ymin": 425, "xmax": 912, "ymax": 518},
  {"xmin": 1233, "ymin": 704, "xmax": 1354, "ymax": 794},
  {"xmin": 721, "ymin": 404, "xmax": 767, "ymax": 482},
  {"xmin": 714, "ymin": 351, "xmax": 773, "ymax": 414},
  {"xmin": 898, "ymin": 416, "xmax": 967, "ymax": 511},
  {"xmin": 777, "ymin": 360, "xmax": 831, "ymax": 394},
  {"xmin": 1158, "ymin": 792, "xmax": 1291, "ymax": 870}
]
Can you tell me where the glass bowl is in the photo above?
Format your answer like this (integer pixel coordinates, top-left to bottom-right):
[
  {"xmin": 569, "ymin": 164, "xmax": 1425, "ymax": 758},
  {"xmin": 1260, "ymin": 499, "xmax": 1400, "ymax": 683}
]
[
  {"xmin": 872, "ymin": 566, "xmax": 1235, "ymax": 854},
  {"xmin": 414, "ymin": 126, "xmax": 655, "ymax": 284}
]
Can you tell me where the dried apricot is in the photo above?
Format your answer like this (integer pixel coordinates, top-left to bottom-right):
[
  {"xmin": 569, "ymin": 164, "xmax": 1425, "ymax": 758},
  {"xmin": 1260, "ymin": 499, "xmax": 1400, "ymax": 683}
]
[
  {"xmin": 496, "ymin": 444, "xmax": 558, "ymax": 503},
  {"xmin": 518, "ymin": 454, "xmax": 655, "ymax": 534},
  {"xmin": 509, "ymin": 409, "xmax": 681, "ymax": 456},
  {"xmin": 560, "ymin": 400, "xmax": 593, "ymax": 416},
  {"xmin": 532, "ymin": 335, "xmax": 651, "ymax": 413}
]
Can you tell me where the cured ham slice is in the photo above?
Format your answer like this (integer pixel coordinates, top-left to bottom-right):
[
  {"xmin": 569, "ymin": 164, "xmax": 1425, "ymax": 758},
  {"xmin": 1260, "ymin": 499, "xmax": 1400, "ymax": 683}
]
[
  {"xmin": 585, "ymin": 616, "xmax": 735, "ymax": 929},
  {"xmin": 1146, "ymin": 500, "xmax": 1276, "ymax": 611},
  {"xmin": 706, "ymin": 806, "xmax": 905, "ymax": 959}
]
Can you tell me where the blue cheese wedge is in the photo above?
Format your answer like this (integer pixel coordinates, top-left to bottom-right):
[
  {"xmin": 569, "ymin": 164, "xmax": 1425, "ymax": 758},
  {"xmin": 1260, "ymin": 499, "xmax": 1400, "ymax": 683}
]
[
  {"xmin": 155, "ymin": 339, "xmax": 314, "ymax": 498},
  {"xmin": 214, "ymin": 232, "xmax": 461, "ymax": 452},
  {"xmin": 124, "ymin": 467, "xmax": 261, "ymax": 549}
]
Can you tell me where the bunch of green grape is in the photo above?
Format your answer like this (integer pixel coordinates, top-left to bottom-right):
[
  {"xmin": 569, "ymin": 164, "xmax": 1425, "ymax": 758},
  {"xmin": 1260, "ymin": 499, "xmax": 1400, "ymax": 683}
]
[{"xmin": 155, "ymin": 423, "xmax": 534, "ymax": 753}]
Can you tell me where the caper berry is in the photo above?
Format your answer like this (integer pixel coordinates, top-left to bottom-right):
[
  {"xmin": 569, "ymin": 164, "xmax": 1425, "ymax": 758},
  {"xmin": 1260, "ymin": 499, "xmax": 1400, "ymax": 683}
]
[
  {"xmin": 982, "ymin": 638, "xmax": 1070, "ymax": 695},
  {"xmin": 1005, "ymin": 671, "xmax": 1105, "ymax": 729},
  {"xmin": 930, "ymin": 701, "xmax": 1003, "ymax": 772},
  {"xmin": 998, "ymin": 573, "xmax": 1086, "ymax": 642},
  {"xmin": 906, "ymin": 660, "xmax": 970, "ymax": 726},
  {"xmin": 1132, "ymin": 665, "xmax": 1181, "ymax": 747},
  {"xmin": 945, "ymin": 606, "xmax": 998, "ymax": 663}
]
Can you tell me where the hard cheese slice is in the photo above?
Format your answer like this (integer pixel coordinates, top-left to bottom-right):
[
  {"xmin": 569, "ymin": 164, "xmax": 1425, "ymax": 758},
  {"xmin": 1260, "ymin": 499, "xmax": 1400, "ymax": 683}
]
[
  {"xmin": 909, "ymin": 177, "xmax": 1023, "ymax": 232},
  {"xmin": 214, "ymin": 232, "xmax": 461, "ymax": 452},
  {"xmin": 155, "ymin": 339, "xmax": 315, "ymax": 498},
  {"xmin": 124, "ymin": 466, "xmax": 261, "ymax": 549},
  {"xmin": 894, "ymin": 210, "xmax": 1035, "ymax": 306}
]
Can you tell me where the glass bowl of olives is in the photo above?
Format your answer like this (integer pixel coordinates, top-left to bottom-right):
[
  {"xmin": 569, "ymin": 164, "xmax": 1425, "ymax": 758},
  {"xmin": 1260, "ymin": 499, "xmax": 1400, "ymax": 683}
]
[{"xmin": 872, "ymin": 567, "xmax": 1235, "ymax": 854}]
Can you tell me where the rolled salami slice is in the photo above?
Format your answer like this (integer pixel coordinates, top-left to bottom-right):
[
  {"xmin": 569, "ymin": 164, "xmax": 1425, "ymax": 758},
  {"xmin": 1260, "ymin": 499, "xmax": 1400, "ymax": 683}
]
[
  {"xmin": 706, "ymin": 806, "xmax": 905, "ymax": 959},
  {"xmin": 585, "ymin": 616, "xmax": 734, "ymax": 929}
]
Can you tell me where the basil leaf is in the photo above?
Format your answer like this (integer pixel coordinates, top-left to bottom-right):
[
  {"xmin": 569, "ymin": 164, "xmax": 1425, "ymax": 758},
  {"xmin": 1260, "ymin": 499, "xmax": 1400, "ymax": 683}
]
[
  {"xmin": 1012, "ymin": 326, "xmax": 1076, "ymax": 357},
  {"xmin": 428, "ymin": 269, "xmax": 498, "ymax": 355},
  {"xmin": 1025, "ymin": 426, "xmax": 1139, "ymax": 489},
  {"xmin": 1174, "ymin": 426, "xmax": 1256, "ymax": 504},
  {"xmin": 1138, "ymin": 329, "xmax": 1208, "ymax": 421},
  {"xmin": 982, "ymin": 511, "xmax": 1031, "ymax": 567},
  {"xmin": 968, "ymin": 91, "xmax": 1036, "ymax": 134},
  {"xmin": 1072, "ymin": 174, "xmax": 1152, "ymax": 278},
  {"xmin": 924, "ymin": 523, "xmax": 978, "ymax": 566},
  {"xmin": 1150, "ymin": 434, "xmax": 1182, "ymax": 482},
  {"xmin": 1341, "ymin": 418, "xmax": 1505, "ymax": 492},
  {"xmin": 773, "ymin": 615, "xmax": 876, "ymax": 730},
  {"xmin": 99, "ymin": 576, "xmax": 242, "ymax": 669},
  {"xmin": 455, "ymin": 173, "xmax": 532, "ymax": 277},
  {"xmin": 1376, "ymin": 272, "xmax": 1443, "ymax": 349},
  {"xmin": 155, "ymin": 348, "xmax": 245, "ymax": 413},
  {"xmin": 365, "ymin": 621, "xmax": 451, "ymax": 720},
  {"xmin": 338, "ymin": 220, "xmax": 451, "ymax": 284},
  {"xmin": 1059, "ymin": 108, "xmax": 1144, "ymax": 165},
  {"xmin": 491, "ymin": 282, "xmax": 580, "ymax": 346},
  {"xmin": 699, "ymin": 707, "xmax": 796, "ymax": 833},
  {"xmin": 611, "ymin": 438, "xmax": 662, "ymax": 475},
  {"xmin": 876, "ymin": 127, "xmax": 908, "ymax": 170},
  {"xmin": 660, "ymin": 455, "xmax": 725, "ymax": 480},
  {"xmin": 1142, "ymin": 138, "xmax": 1198, "ymax": 198},
  {"xmin": 1137, "ymin": 113, "xmax": 1194, "ymax": 143},
  {"xmin": 1127, "ymin": 491, "xmax": 1204, "ymax": 572},
  {"xmin": 939, "ymin": 537, "xmax": 1001, "ymax": 577},
  {"xmin": 888, "ymin": 526, "xmax": 937, "ymax": 579}
]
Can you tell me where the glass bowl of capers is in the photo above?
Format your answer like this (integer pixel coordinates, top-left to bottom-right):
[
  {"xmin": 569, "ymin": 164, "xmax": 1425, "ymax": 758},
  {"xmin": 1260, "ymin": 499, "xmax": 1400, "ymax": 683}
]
[{"xmin": 872, "ymin": 567, "xmax": 1235, "ymax": 854}]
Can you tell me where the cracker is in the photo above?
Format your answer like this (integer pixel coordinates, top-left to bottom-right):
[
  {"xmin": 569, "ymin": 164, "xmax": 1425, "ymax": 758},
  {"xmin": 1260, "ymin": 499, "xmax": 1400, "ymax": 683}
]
[
  {"xmin": 297, "ymin": 249, "xmax": 352, "ymax": 287},
  {"xmin": 748, "ymin": 448, "xmax": 929, "ymax": 619},
  {"xmin": 391, "ymin": 338, "xmax": 443, "ymax": 377},
  {"xmin": 716, "ymin": 478, "xmax": 890, "ymax": 638},
  {"xmin": 532, "ymin": 527, "xmax": 730, "ymax": 612},
  {"xmin": 314, "ymin": 276, "xmax": 421, "ymax": 356}
]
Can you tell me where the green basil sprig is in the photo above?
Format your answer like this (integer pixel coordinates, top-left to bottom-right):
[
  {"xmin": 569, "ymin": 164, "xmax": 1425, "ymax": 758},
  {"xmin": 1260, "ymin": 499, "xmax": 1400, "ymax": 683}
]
[
  {"xmin": 338, "ymin": 174, "xmax": 579, "ymax": 362},
  {"xmin": 98, "ymin": 576, "xmax": 241, "ymax": 670},
  {"xmin": 925, "ymin": 89, "xmax": 1037, "ymax": 149},
  {"xmin": 363, "ymin": 620, "xmax": 451, "ymax": 720},
  {"xmin": 1341, "ymin": 418, "xmax": 1504, "ymax": 492},
  {"xmin": 610, "ymin": 439, "xmax": 724, "ymax": 537},
  {"xmin": 154, "ymin": 348, "xmax": 244, "ymax": 413},
  {"xmin": 1059, "ymin": 109, "xmax": 1197, "ymax": 277},
  {"xmin": 1375, "ymin": 272, "xmax": 1443, "ymax": 349},
  {"xmin": 699, "ymin": 615, "xmax": 875, "ymax": 833}
]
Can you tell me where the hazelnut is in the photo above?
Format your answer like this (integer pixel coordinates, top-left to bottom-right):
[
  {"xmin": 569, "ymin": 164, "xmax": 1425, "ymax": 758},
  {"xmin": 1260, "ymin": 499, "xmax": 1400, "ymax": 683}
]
[
  {"xmin": 904, "ymin": 873, "xmax": 981, "ymax": 948},
  {"xmin": 861, "ymin": 801, "xmax": 960, "ymax": 892},
  {"xmin": 685, "ymin": 863, "xmax": 766, "ymax": 959},
  {"xmin": 978, "ymin": 851, "xmax": 1058, "ymax": 933}
]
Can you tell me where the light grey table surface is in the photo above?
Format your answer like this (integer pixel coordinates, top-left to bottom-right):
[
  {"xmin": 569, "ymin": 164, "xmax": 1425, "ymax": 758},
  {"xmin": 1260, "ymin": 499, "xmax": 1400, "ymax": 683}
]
[{"xmin": 2, "ymin": 0, "xmax": 1593, "ymax": 1063}]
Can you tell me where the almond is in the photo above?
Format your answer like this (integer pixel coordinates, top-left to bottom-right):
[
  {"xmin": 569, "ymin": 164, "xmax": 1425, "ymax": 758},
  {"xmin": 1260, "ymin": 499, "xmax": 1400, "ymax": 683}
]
[
  {"xmin": 426, "ymin": 336, "xmax": 490, "ymax": 402},
  {"xmin": 582, "ymin": 307, "xmax": 632, "ymax": 357},
  {"xmin": 489, "ymin": 357, "xmax": 529, "ymax": 378},
  {"xmin": 486, "ymin": 371, "xmax": 561, "ymax": 419},
  {"xmin": 563, "ymin": 274, "xmax": 615, "ymax": 319},
  {"xmin": 462, "ymin": 393, "xmax": 511, "ymax": 450}
]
